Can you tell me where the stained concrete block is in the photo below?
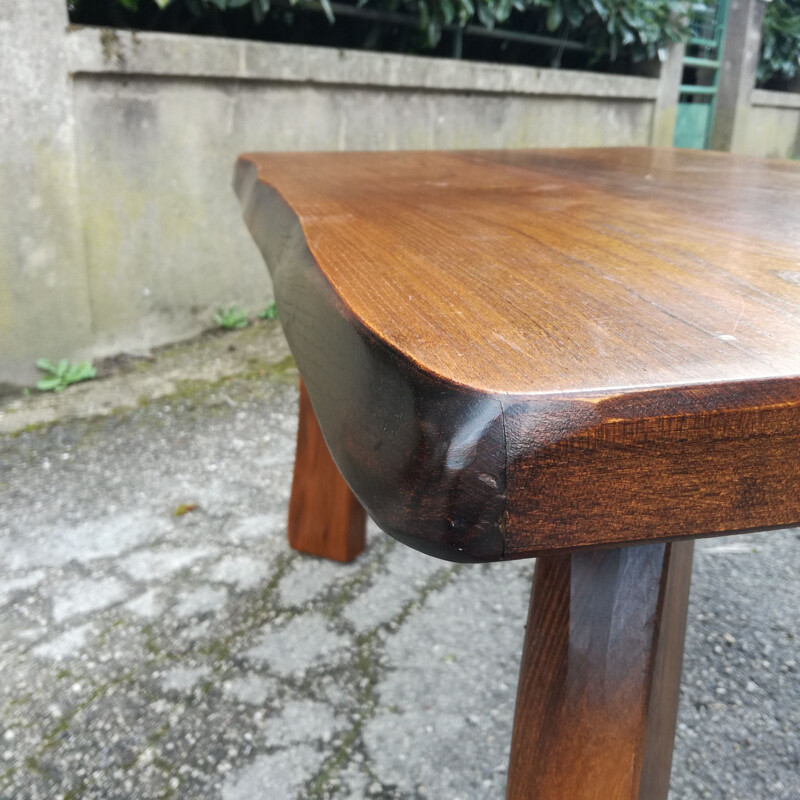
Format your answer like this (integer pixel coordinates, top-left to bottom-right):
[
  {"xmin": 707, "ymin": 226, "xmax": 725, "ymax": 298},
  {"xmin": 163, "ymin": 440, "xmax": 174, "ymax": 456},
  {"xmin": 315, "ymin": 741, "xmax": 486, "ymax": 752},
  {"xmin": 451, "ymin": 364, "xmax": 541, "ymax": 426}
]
[{"xmin": 0, "ymin": 0, "xmax": 93, "ymax": 386}]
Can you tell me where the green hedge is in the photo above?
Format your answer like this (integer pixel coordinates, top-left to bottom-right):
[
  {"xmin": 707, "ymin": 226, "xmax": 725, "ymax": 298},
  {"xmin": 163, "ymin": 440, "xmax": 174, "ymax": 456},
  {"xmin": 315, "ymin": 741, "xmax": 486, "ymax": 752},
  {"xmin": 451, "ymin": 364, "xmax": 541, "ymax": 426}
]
[
  {"xmin": 758, "ymin": 0, "xmax": 800, "ymax": 86},
  {"xmin": 75, "ymin": 0, "xmax": 692, "ymax": 67}
]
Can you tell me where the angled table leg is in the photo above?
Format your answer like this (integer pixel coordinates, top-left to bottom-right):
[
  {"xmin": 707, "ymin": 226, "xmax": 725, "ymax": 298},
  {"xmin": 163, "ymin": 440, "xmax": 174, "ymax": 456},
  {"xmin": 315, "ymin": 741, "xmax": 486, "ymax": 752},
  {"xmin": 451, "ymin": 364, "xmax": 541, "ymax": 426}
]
[
  {"xmin": 507, "ymin": 540, "xmax": 694, "ymax": 800},
  {"xmin": 288, "ymin": 379, "xmax": 366, "ymax": 562}
]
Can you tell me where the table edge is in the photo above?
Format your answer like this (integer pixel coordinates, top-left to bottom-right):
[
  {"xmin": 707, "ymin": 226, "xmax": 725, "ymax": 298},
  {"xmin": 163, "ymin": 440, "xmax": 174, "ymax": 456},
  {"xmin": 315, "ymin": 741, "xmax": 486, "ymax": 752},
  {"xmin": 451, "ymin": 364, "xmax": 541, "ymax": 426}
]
[{"xmin": 234, "ymin": 154, "xmax": 800, "ymax": 561}]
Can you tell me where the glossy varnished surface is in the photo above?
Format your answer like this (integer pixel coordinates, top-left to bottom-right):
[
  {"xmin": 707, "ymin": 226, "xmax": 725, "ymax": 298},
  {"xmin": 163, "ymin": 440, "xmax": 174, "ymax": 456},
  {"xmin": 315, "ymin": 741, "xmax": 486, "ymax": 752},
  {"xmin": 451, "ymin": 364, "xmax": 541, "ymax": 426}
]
[
  {"xmin": 238, "ymin": 148, "xmax": 800, "ymax": 393},
  {"xmin": 234, "ymin": 148, "xmax": 800, "ymax": 560},
  {"xmin": 507, "ymin": 541, "xmax": 693, "ymax": 799}
]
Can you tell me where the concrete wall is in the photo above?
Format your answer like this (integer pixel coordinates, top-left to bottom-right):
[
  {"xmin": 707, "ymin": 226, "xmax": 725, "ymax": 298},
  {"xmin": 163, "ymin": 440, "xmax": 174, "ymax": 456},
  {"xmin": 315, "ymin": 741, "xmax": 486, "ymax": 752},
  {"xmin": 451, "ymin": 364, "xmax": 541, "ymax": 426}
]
[
  {"xmin": 0, "ymin": 2, "xmax": 93, "ymax": 388},
  {"xmin": 734, "ymin": 90, "xmax": 800, "ymax": 159},
  {"xmin": 711, "ymin": 0, "xmax": 766, "ymax": 152},
  {"xmin": 711, "ymin": 0, "xmax": 799, "ymax": 160},
  {"xmin": 1, "ymin": 17, "xmax": 667, "ymax": 385},
  {"xmin": 65, "ymin": 29, "xmax": 662, "ymax": 370}
]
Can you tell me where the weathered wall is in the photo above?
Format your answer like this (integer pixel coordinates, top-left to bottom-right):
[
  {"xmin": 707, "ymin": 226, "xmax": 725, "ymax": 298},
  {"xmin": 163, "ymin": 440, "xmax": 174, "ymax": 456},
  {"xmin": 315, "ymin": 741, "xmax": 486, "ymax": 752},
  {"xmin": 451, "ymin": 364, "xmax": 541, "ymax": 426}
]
[
  {"xmin": 0, "ymin": 21, "xmax": 669, "ymax": 385},
  {"xmin": 710, "ymin": 0, "xmax": 799, "ymax": 160},
  {"xmin": 734, "ymin": 90, "xmax": 800, "ymax": 159},
  {"xmin": 63, "ymin": 28, "xmax": 661, "ymax": 381},
  {"xmin": 0, "ymin": 1, "xmax": 93, "ymax": 388},
  {"xmin": 712, "ymin": 0, "xmax": 766, "ymax": 152}
]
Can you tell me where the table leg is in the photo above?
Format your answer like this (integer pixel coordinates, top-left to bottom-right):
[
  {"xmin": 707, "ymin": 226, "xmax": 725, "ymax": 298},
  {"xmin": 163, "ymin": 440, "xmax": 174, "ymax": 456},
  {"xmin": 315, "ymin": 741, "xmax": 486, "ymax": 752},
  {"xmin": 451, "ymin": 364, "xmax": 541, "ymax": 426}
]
[
  {"xmin": 287, "ymin": 378, "xmax": 366, "ymax": 562},
  {"xmin": 506, "ymin": 540, "xmax": 694, "ymax": 800}
]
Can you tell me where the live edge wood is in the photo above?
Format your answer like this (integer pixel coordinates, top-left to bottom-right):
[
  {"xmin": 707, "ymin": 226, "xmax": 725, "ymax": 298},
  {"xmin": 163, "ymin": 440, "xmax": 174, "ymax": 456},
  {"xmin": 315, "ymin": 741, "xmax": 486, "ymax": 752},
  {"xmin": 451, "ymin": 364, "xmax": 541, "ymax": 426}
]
[
  {"xmin": 507, "ymin": 540, "xmax": 694, "ymax": 800},
  {"xmin": 234, "ymin": 148, "xmax": 800, "ymax": 562},
  {"xmin": 288, "ymin": 379, "xmax": 366, "ymax": 562}
]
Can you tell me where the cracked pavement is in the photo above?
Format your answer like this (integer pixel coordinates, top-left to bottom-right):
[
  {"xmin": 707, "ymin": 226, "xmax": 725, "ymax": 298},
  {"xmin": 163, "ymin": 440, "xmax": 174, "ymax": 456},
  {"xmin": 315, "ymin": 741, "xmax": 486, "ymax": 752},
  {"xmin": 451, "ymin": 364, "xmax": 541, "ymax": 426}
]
[{"xmin": 1, "ymin": 324, "xmax": 799, "ymax": 799}]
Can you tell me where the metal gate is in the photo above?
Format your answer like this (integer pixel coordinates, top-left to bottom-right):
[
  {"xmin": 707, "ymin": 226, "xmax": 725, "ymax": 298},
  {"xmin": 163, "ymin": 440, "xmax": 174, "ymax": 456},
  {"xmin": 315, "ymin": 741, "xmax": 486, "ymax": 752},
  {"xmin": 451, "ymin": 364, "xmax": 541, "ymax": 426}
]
[{"xmin": 673, "ymin": 0, "xmax": 730, "ymax": 149}]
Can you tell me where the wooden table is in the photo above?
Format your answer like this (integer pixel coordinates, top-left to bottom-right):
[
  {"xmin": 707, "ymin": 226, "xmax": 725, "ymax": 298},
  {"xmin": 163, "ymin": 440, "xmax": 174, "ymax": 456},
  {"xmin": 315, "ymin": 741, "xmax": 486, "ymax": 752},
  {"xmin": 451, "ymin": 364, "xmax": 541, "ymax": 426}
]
[{"xmin": 234, "ymin": 147, "xmax": 800, "ymax": 799}]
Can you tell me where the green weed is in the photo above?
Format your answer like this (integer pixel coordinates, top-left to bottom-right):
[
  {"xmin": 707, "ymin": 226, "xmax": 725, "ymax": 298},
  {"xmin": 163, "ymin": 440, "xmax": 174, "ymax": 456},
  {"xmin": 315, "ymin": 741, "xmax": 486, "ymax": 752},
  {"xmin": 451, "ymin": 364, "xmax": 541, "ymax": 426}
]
[
  {"xmin": 35, "ymin": 359, "xmax": 96, "ymax": 393},
  {"xmin": 213, "ymin": 305, "xmax": 248, "ymax": 330},
  {"xmin": 258, "ymin": 301, "xmax": 278, "ymax": 320}
]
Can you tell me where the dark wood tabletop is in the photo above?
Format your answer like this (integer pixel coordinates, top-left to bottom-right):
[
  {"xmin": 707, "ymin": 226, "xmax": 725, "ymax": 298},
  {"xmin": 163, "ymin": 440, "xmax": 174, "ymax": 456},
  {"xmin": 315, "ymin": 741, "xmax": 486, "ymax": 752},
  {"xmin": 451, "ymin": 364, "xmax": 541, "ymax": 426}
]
[{"xmin": 234, "ymin": 147, "xmax": 800, "ymax": 562}]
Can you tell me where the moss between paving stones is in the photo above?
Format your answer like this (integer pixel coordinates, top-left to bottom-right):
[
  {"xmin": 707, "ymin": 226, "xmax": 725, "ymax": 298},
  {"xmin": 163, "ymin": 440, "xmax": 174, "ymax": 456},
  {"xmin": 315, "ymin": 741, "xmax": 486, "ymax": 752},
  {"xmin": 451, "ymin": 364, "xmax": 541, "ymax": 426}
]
[{"xmin": 1, "ymin": 322, "xmax": 295, "ymax": 438}]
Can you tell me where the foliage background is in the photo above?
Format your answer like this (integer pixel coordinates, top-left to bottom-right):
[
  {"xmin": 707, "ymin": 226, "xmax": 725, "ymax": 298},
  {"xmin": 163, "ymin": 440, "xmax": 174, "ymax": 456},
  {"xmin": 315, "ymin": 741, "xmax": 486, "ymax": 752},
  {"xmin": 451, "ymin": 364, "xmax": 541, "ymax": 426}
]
[
  {"xmin": 71, "ymin": 0, "xmax": 800, "ymax": 88},
  {"xmin": 758, "ymin": 0, "xmax": 800, "ymax": 87},
  {"xmin": 69, "ymin": 0, "xmax": 691, "ymax": 73}
]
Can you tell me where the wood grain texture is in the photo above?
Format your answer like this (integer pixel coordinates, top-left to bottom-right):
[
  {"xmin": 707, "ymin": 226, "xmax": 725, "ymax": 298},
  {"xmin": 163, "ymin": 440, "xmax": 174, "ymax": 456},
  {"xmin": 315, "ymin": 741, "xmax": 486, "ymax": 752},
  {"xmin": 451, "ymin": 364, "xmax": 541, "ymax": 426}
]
[
  {"xmin": 234, "ymin": 148, "xmax": 800, "ymax": 560},
  {"xmin": 506, "ymin": 540, "xmax": 694, "ymax": 800},
  {"xmin": 288, "ymin": 379, "xmax": 366, "ymax": 562}
]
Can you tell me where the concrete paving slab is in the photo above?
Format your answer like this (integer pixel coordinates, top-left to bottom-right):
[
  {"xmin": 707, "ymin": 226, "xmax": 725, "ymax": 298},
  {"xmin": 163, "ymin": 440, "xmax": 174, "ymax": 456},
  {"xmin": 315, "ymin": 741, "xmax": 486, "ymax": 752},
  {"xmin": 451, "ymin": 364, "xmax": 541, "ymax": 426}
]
[{"xmin": 0, "ymin": 324, "xmax": 798, "ymax": 799}]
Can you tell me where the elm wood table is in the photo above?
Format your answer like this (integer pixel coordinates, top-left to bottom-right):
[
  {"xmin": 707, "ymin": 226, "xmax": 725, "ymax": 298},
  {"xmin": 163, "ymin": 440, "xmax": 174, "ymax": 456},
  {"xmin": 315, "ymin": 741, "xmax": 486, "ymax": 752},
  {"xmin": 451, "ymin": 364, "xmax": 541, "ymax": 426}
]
[{"xmin": 234, "ymin": 147, "xmax": 800, "ymax": 799}]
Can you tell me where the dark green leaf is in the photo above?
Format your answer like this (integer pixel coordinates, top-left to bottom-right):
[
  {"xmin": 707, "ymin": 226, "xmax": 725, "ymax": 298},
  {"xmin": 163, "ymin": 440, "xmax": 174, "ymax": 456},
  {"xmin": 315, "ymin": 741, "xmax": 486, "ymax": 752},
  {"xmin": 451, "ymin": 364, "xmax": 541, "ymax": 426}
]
[
  {"xmin": 590, "ymin": 0, "xmax": 609, "ymax": 21},
  {"xmin": 476, "ymin": 2, "xmax": 495, "ymax": 28},
  {"xmin": 252, "ymin": 0, "xmax": 268, "ymax": 23},
  {"xmin": 565, "ymin": 2, "xmax": 584, "ymax": 27},
  {"xmin": 319, "ymin": 0, "xmax": 335, "ymax": 24},
  {"xmin": 546, "ymin": 3, "xmax": 563, "ymax": 30},
  {"xmin": 440, "ymin": 0, "xmax": 455, "ymax": 24}
]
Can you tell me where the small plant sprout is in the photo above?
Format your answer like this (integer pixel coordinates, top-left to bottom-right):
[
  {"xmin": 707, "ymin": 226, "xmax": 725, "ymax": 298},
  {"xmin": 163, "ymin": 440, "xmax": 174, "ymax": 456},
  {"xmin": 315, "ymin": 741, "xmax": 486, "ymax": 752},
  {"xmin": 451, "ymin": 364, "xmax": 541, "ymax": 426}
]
[
  {"xmin": 35, "ymin": 359, "xmax": 97, "ymax": 392},
  {"xmin": 258, "ymin": 301, "xmax": 278, "ymax": 320},
  {"xmin": 214, "ymin": 305, "xmax": 249, "ymax": 330}
]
